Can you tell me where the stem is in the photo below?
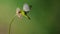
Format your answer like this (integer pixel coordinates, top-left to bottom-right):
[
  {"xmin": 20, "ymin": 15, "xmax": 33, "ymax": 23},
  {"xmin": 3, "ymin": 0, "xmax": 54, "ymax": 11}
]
[{"xmin": 9, "ymin": 15, "xmax": 16, "ymax": 34}]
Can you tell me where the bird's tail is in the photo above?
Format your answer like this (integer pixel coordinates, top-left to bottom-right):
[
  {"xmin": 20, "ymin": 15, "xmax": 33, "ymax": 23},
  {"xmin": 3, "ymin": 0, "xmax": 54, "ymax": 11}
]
[
  {"xmin": 26, "ymin": 15, "xmax": 31, "ymax": 20},
  {"xmin": 27, "ymin": 16, "xmax": 31, "ymax": 20},
  {"xmin": 24, "ymin": 14, "xmax": 31, "ymax": 20}
]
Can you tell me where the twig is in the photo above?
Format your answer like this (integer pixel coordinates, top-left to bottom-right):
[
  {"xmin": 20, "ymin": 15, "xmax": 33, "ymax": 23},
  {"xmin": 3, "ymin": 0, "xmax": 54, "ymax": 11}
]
[{"xmin": 9, "ymin": 15, "xmax": 16, "ymax": 34}]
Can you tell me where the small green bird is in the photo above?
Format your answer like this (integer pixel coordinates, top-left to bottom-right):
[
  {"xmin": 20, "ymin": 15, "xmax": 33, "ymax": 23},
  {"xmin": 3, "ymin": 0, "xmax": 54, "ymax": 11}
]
[{"xmin": 16, "ymin": 3, "xmax": 32, "ymax": 20}]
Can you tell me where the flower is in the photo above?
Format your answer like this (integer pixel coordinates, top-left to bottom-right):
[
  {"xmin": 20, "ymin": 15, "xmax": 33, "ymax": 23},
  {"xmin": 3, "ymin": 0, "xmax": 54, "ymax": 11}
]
[{"xmin": 16, "ymin": 8, "xmax": 22, "ymax": 18}]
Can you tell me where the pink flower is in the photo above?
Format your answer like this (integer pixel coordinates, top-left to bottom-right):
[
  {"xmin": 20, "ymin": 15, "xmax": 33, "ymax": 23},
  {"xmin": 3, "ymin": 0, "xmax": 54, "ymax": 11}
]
[{"xmin": 16, "ymin": 8, "xmax": 22, "ymax": 19}]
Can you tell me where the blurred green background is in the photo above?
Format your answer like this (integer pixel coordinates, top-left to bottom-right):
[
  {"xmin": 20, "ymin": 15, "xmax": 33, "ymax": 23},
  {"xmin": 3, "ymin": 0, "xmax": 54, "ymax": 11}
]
[{"xmin": 0, "ymin": 0, "xmax": 60, "ymax": 34}]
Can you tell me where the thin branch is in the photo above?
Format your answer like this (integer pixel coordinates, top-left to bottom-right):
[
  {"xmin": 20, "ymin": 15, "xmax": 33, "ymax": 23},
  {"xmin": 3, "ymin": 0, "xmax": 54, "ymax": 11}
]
[{"xmin": 9, "ymin": 15, "xmax": 16, "ymax": 34}]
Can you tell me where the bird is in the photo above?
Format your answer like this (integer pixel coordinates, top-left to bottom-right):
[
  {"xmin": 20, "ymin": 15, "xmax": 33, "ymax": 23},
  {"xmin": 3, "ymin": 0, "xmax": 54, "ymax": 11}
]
[{"xmin": 16, "ymin": 3, "xmax": 32, "ymax": 20}]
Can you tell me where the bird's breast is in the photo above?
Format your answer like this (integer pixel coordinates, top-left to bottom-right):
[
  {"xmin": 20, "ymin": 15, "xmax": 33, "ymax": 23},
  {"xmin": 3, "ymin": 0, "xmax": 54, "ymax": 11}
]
[{"xmin": 21, "ymin": 11, "xmax": 25, "ymax": 16}]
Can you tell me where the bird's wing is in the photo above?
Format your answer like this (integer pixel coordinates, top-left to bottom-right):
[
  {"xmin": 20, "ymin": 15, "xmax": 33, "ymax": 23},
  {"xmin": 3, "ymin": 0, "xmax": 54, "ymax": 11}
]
[{"xmin": 23, "ymin": 3, "xmax": 30, "ymax": 12}]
